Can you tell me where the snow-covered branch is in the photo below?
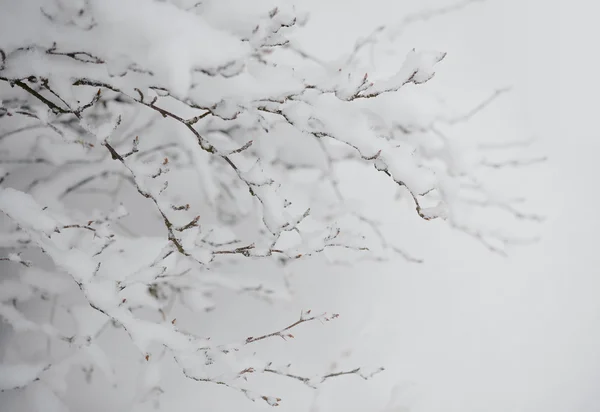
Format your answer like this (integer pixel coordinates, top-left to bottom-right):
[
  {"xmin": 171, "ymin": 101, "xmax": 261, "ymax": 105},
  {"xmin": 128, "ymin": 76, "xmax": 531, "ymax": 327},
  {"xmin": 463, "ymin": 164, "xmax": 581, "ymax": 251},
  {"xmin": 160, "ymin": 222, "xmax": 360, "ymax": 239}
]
[{"xmin": 0, "ymin": 0, "xmax": 537, "ymax": 409}]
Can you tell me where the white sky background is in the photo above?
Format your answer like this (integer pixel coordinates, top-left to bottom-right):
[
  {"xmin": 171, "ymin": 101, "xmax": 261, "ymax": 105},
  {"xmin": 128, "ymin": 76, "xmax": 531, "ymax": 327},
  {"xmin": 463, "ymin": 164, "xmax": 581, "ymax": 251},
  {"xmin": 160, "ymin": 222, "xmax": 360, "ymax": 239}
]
[{"xmin": 275, "ymin": 1, "xmax": 600, "ymax": 411}]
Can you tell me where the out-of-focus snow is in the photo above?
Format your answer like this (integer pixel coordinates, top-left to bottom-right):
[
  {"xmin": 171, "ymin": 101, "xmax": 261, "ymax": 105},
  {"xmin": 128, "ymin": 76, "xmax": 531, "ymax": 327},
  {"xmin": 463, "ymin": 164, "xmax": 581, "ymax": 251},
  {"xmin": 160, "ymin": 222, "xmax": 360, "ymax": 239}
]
[{"xmin": 0, "ymin": 188, "xmax": 57, "ymax": 234}]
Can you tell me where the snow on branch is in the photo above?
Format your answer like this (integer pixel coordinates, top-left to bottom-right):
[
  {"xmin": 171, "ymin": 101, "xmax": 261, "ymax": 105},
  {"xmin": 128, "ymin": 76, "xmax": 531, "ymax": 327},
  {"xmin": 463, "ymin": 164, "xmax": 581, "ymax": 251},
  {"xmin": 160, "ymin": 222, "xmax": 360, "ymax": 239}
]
[{"xmin": 0, "ymin": 0, "xmax": 535, "ymax": 409}]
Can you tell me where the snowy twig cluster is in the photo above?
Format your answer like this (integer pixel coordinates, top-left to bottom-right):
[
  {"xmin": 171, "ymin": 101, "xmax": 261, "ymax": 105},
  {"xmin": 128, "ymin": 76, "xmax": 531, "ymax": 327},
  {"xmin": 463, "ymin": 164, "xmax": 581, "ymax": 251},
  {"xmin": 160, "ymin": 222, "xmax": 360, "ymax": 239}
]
[{"xmin": 0, "ymin": 0, "xmax": 538, "ymax": 409}]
